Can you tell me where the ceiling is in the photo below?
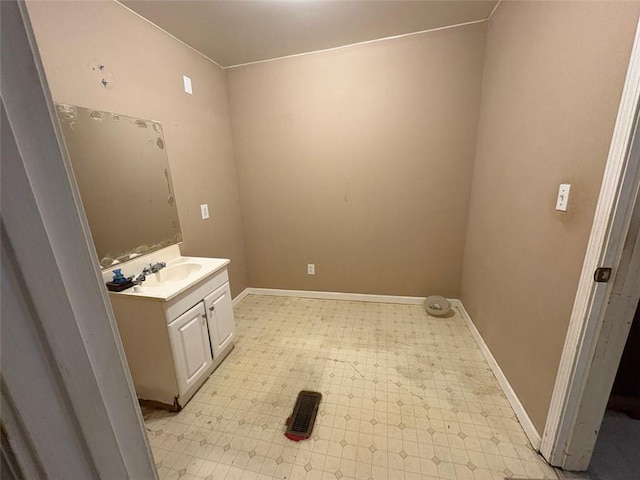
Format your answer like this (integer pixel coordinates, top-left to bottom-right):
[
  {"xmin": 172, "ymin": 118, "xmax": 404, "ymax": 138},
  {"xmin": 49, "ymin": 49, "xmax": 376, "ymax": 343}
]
[{"xmin": 120, "ymin": 0, "xmax": 498, "ymax": 68}]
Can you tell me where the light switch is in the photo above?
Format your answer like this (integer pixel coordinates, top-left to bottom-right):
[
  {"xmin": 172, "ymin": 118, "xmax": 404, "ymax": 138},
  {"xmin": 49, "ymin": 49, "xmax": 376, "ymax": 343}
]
[
  {"xmin": 183, "ymin": 75, "xmax": 192, "ymax": 95},
  {"xmin": 556, "ymin": 184, "xmax": 571, "ymax": 212},
  {"xmin": 200, "ymin": 204, "xmax": 209, "ymax": 219}
]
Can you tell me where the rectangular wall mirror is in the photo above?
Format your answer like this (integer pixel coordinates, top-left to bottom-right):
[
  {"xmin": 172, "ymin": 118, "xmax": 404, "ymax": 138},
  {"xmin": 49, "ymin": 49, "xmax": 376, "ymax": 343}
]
[{"xmin": 55, "ymin": 103, "xmax": 182, "ymax": 269}]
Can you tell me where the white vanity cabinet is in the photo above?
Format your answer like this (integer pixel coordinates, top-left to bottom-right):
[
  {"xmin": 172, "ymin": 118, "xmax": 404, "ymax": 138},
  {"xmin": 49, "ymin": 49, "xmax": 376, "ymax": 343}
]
[
  {"xmin": 109, "ymin": 260, "xmax": 236, "ymax": 410},
  {"xmin": 204, "ymin": 283, "xmax": 235, "ymax": 358},
  {"xmin": 168, "ymin": 303, "xmax": 213, "ymax": 396}
]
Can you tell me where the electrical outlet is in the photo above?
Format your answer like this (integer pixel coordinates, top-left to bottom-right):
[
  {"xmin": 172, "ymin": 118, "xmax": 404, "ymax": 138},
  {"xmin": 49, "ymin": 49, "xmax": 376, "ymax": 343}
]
[
  {"xmin": 200, "ymin": 204, "xmax": 209, "ymax": 219},
  {"xmin": 555, "ymin": 184, "xmax": 571, "ymax": 211},
  {"xmin": 307, "ymin": 264, "xmax": 315, "ymax": 275}
]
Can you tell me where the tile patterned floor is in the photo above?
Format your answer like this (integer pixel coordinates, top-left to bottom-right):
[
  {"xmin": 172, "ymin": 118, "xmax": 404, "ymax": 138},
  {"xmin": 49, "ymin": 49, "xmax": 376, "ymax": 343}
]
[{"xmin": 144, "ymin": 295, "xmax": 557, "ymax": 480}]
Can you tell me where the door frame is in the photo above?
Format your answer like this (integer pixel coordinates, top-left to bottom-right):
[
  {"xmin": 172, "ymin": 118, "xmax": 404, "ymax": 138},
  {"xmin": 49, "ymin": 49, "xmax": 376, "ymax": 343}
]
[
  {"xmin": 1, "ymin": 1, "xmax": 157, "ymax": 477},
  {"xmin": 540, "ymin": 17, "xmax": 640, "ymax": 471}
]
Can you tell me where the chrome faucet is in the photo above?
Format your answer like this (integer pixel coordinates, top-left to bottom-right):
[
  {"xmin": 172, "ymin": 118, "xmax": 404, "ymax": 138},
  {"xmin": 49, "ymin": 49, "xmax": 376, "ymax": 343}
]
[
  {"xmin": 142, "ymin": 261, "xmax": 166, "ymax": 275},
  {"xmin": 151, "ymin": 261, "xmax": 166, "ymax": 272},
  {"xmin": 139, "ymin": 261, "xmax": 167, "ymax": 282}
]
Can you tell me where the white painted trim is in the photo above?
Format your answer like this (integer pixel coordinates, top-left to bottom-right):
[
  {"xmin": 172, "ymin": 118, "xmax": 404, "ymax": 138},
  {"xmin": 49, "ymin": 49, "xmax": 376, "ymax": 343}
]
[
  {"xmin": 456, "ymin": 303, "xmax": 541, "ymax": 450},
  {"xmin": 113, "ymin": 0, "xmax": 224, "ymax": 70},
  {"xmin": 245, "ymin": 287, "xmax": 431, "ymax": 305},
  {"xmin": 541, "ymin": 17, "xmax": 640, "ymax": 468},
  {"xmin": 232, "ymin": 287, "xmax": 250, "ymax": 307},
  {"xmin": 488, "ymin": 0, "xmax": 502, "ymax": 20},
  {"xmin": 2, "ymin": 1, "xmax": 157, "ymax": 477},
  {"xmin": 559, "ymin": 198, "xmax": 640, "ymax": 470},
  {"xmin": 225, "ymin": 19, "xmax": 487, "ymax": 69}
]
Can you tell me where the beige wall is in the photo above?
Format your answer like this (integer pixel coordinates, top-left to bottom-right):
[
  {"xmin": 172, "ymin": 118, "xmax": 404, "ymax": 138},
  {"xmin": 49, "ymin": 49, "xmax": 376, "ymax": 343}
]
[
  {"xmin": 27, "ymin": 0, "xmax": 640, "ymax": 435},
  {"xmin": 460, "ymin": 1, "xmax": 640, "ymax": 432},
  {"xmin": 227, "ymin": 23, "xmax": 486, "ymax": 296},
  {"xmin": 26, "ymin": 0, "xmax": 248, "ymax": 296}
]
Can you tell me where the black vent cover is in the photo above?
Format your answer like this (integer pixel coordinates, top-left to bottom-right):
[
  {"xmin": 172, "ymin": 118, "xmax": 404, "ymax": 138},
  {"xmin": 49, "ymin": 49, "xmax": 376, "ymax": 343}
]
[{"xmin": 285, "ymin": 390, "xmax": 322, "ymax": 441}]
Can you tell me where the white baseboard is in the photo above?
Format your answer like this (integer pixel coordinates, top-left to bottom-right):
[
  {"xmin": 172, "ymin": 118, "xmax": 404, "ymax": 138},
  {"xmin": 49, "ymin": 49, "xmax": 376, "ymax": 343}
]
[
  {"xmin": 231, "ymin": 287, "xmax": 250, "ymax": 307},
  {"xmin": 456, "ymin": 301, "xmax": 542, "ymax": 450},
  {"xmin": 244, "ymin": 287, "xmax": 431, "ymax": 305}
]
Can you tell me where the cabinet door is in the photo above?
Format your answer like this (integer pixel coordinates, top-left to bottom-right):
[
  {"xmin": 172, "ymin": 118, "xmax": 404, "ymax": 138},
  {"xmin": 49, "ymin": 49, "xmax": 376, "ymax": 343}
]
[
  {"xmin": 204, "ymin": 283, "xmax": 236, "ymax": 359},
  {"xmin": 168, "ymin": 302, "xmax": 213, "ymax": 395}
]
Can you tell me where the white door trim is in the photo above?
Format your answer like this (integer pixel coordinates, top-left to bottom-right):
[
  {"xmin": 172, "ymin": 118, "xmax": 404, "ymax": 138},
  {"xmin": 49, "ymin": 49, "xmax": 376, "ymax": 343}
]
[
  {"xmin": 540, "ymin": 17, "xmax": 640, "ymax": 469},
  {"xmin": 1, "ymin": 1, "xmax": 157, "ymax": 477}
]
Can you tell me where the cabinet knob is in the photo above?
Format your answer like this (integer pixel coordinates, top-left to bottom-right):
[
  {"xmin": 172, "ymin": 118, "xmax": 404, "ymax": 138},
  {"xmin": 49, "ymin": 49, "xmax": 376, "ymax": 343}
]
[{"xmin": 209, "ymin": 306, "xmax": 215, "ymax": 312}]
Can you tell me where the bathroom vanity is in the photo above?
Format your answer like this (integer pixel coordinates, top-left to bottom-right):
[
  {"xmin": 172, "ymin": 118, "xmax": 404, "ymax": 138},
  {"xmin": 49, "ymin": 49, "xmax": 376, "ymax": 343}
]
[
  {"xmin": 107, "ymin": 246, "xmax": 236, "ymax": 410},
  {"xmin": 55, "ymin": 104, "xmax": 234, "ymax": 409}
]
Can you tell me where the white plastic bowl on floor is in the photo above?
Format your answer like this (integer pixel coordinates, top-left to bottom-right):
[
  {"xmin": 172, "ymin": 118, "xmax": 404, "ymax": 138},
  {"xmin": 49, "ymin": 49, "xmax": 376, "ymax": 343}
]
[{"xmin": 424, "ymin": 295, "xmax": 451, "ymax": 316}]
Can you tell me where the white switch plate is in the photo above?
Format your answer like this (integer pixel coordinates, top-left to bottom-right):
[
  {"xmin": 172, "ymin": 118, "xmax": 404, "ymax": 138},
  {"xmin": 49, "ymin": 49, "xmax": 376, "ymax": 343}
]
[
  {"xmin": 183, "ymin": 75, "xmax": 192, "ymax": 95},
  {"xmin": 200, "ymin": 204, "xmax": 209, "ymax": 219},
  {"xmin": 307, "ymin": 264, "xmax": 315, "ymax": 275},
  {"xmin": 556, "ymin": 184, "xmax": 571, "ymax": 211}
]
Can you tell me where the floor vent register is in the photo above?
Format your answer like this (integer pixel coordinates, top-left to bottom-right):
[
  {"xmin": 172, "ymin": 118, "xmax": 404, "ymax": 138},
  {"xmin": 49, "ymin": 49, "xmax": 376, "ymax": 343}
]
[{"xmin": 284, "ymin": 390, "xmax": 322, "ymax": 441}]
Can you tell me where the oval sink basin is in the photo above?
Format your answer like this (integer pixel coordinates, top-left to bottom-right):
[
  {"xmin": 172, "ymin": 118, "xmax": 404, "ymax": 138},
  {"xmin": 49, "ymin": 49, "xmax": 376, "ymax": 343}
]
[{"xmin": 143, "ymin": 263, "xmax": 202, "ymax": 286}]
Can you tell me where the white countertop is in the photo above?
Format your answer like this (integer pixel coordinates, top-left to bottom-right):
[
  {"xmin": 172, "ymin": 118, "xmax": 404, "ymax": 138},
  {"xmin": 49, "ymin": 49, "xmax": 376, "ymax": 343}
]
[{"xmin": 108, "ymin": 255, "xmax": 230, "ymax": 302}]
